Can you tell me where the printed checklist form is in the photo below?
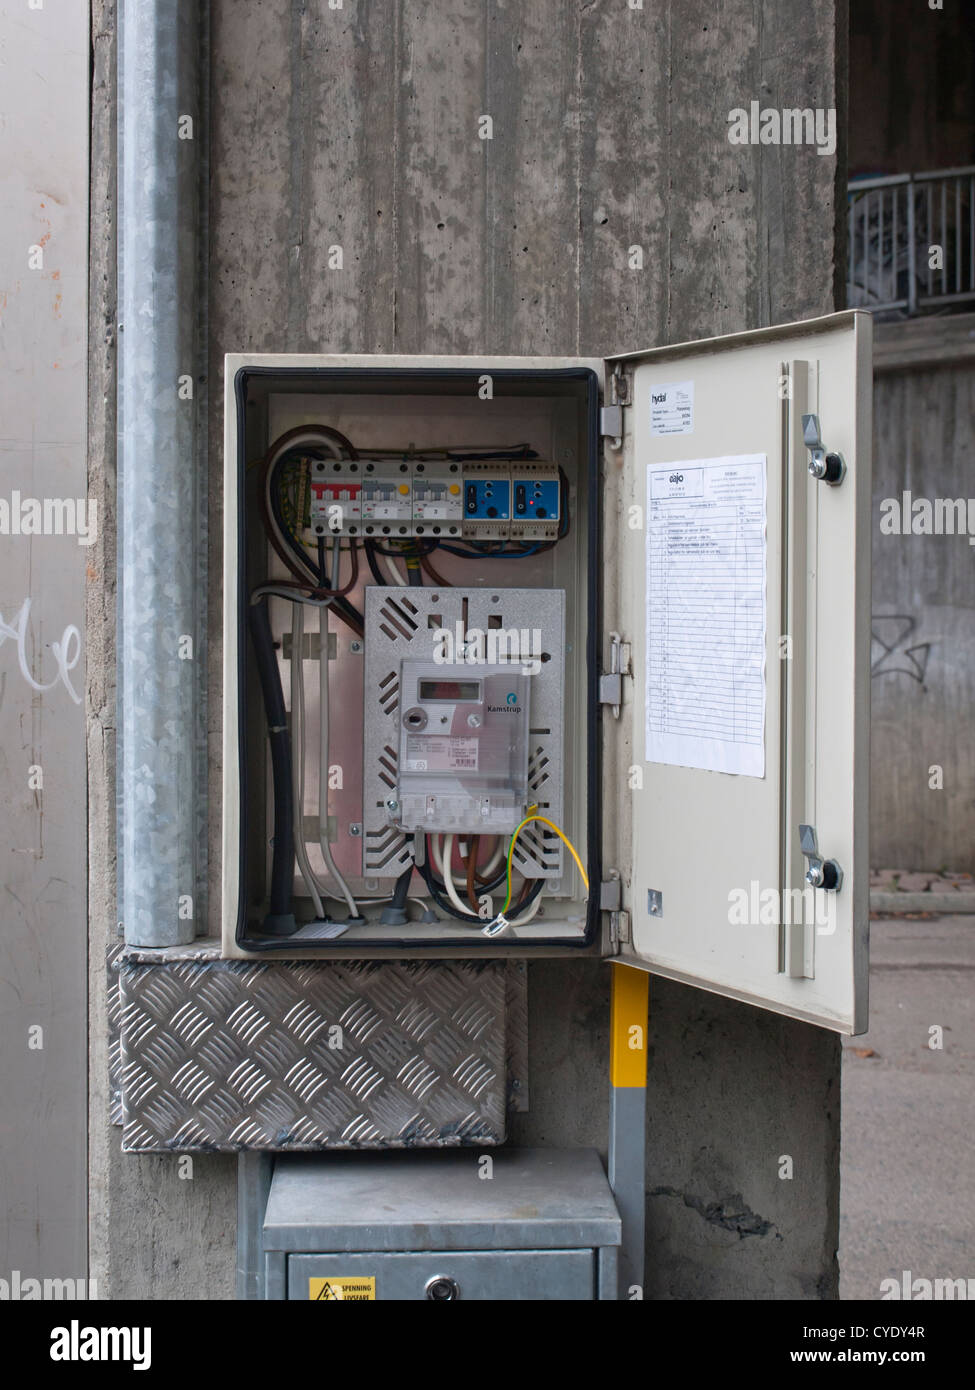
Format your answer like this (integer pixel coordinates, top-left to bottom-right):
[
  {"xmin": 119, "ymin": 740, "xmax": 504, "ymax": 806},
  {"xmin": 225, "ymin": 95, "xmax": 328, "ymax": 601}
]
[{"xmin": 645, "ymin": 455, "xmax": 767, "ymax": 778}]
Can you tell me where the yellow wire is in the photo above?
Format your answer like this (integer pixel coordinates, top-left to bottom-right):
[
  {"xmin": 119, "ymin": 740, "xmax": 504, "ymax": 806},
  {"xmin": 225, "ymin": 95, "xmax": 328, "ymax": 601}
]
[{"xmin": 502, "ymin": 812, "xmax": 589, "ymax": 914}]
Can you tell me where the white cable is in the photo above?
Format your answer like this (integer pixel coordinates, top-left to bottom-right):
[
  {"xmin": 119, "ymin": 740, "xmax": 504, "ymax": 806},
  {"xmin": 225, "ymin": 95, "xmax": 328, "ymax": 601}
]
[
  {"xmin": 429, "ymin": 834, "xmax": 464, "ymax": 887},
  {"xmin": 441, "ymin": 834, "xmax": 477, "ymax": 917},
  {"xmin": 380, "ymin": 550, "xmax": 408, "ymax": 586},
  {"xmin": 289, "ymin": 603, "xmax": 326, "ymax": 919},
  {"xmin": 429, "ymin": 834, "xmax": 445, "ymax": 877},
  {"xmin": 317, "ymin": 603, "xmax": 360, "ymax": 919},
  {"xmin": 478, "ymin": 838, "xmax": 504, "ymax": 877}
]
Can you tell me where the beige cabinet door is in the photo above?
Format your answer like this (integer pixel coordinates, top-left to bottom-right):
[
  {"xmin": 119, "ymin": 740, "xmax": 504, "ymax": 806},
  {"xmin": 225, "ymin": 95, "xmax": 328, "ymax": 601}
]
[{"xmin": 607, "ymin": 311, "xmax": 872, "ymax": 1033}]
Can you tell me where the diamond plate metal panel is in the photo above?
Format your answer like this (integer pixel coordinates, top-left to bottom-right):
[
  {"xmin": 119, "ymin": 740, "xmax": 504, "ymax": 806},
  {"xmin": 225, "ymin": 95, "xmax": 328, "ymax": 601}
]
[
  {"xmin": 108, "ymin": 939, "xmax": 125, "ymax": 1126},
  {"xmin": 505, "ymin": 960, "xmax": 530, "ymax": 1112},
  {"xmin": 118, "ymin": 955, "xmax": 507, "ymax": 1152}
]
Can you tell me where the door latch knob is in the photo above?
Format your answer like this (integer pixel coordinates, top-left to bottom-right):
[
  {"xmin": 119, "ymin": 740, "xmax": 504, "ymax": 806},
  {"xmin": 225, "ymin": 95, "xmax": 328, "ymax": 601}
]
[
  {"xmin": 798, "ymin": 824, "xmax": 843, "ymax": 892},
  {"xmin": 802, "ymin": 414, "xmax": 846, "ymax": 486}
]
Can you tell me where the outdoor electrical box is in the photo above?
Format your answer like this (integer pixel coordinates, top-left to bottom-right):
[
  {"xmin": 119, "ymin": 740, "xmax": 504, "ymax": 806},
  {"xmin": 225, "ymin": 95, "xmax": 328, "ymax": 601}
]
[
  {"xmin": 223, "ymin": 310, "xmax": 871, "ymax": 1034},
  {"xmin": 260, "ymin": 1148, "xmax": 621, "ymax": 1301}
]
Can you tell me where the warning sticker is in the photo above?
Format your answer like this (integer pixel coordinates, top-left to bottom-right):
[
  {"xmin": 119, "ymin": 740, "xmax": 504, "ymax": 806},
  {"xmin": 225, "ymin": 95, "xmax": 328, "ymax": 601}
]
[
  {"xmin": 309, "ymin": 1277, "xmax": 376, "ymax": 1301},
  {"xmin": 404, "ymin": 736, "xmax": 479, "ymax": 772},
  {"xmin": 649, "ymin": 380, "xmax": 694, "ymax": 436}
]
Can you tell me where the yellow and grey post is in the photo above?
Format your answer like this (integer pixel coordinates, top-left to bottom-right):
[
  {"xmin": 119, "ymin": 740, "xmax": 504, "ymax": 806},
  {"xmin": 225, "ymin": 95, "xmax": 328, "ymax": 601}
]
[{"xmin": 608, "ymin": 963, "xmax": 650, "ymax": 1299}]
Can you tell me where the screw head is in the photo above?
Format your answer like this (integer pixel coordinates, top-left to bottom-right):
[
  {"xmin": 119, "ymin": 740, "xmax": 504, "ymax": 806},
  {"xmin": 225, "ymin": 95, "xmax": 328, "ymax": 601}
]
[
  {"xmin": 350, "ymin": 640, "xmax": 363, "ymax": 653},
  {"xmin": 349, "ymin": 823, "xmax": 362, "ymax": 838}
]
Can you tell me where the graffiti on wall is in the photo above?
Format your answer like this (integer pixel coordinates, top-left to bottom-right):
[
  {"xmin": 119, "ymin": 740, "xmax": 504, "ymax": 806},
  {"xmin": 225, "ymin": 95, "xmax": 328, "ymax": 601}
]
[{"xmin": 871, "ymin": 614, "xmax": 931, "ymax": 685}]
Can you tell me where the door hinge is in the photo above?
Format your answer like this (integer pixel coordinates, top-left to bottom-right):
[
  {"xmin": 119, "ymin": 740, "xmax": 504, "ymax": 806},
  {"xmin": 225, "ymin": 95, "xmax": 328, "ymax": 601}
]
[
  {"xmin": 600, "ymin": 404, "xmax": 623, "ymax": 439},
  {"xmin": 599, "ymin": 631, "xmax": 631, "ymax": 717},
  {"xmin": 600, "ymin": 874, "xmax": 621, "ymax": 911},
  {"xmin": 600, "ymin": 364, "xmax": 631, "ymax": 445},
  {"xmin": 602, "ymin": 872, "xmax": 630, "ymax": 949},
  {"xmin": 609, "ymin": 909, "xmax": 631, "ymax": 948}
]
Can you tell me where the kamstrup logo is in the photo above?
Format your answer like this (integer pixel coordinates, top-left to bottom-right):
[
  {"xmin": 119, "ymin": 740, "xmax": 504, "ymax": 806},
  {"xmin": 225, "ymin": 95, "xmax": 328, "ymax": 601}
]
[{"xmin": 50, "ymin": 1320, "xmax": 151, "ymax": 1371}]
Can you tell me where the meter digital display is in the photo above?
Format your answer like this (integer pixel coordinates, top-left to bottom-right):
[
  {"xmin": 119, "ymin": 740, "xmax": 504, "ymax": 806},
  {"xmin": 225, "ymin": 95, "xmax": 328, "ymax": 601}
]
[{"xmin": 418, "ymin": 679, "xmax": 482, "ymax": 702}]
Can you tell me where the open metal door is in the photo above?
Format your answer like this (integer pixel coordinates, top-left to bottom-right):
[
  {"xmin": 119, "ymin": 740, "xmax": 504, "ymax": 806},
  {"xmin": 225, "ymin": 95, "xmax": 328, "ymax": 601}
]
[{"xmin": 607, "ymin": 311, "xmax": 872, "ymax": 1033}]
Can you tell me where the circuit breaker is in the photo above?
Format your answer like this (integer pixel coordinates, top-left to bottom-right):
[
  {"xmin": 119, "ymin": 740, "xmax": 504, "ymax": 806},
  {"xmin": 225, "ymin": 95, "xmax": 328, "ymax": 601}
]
[{"xmin": 224, "ymin": 310, "xmax": 872, "ymax": 1034}]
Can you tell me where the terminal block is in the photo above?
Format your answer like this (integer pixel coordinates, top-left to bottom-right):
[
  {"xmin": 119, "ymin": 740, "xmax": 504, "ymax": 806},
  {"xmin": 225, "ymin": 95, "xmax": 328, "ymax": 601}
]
[
  {"xmin": 510, "ymin": 464, "xmax": 561, "ymax": 541},
  {"xmin": 462, "ymin": 463, "xmax": 512, "ymax": 540}
]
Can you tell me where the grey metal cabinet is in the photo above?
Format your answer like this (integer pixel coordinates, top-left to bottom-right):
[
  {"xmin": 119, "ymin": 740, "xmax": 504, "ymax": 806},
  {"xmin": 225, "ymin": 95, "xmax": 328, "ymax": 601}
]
[
  {"xmin": 260, "ymin": 1147, "xmax": 621, "ymax": 1301},
  {"xmin": 289, "ymin": 1250, "xmax": 596, "ymax": 1301}
]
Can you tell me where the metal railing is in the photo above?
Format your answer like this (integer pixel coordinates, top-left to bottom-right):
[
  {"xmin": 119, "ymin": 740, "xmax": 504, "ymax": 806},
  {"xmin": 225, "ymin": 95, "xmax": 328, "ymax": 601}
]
[{"xmin": 847, "ymin": 166, "xmax": 975, "ymax": 315}]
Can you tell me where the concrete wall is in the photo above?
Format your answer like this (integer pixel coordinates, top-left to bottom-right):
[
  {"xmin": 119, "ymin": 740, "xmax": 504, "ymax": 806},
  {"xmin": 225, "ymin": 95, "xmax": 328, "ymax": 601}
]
[
  {"xmin": 870, "ymin": 319, "xmax": 975, "ymax": 872},
  {"xmin": 90, "ymin": 0, "xmax": 846, "ymax": 1298}
]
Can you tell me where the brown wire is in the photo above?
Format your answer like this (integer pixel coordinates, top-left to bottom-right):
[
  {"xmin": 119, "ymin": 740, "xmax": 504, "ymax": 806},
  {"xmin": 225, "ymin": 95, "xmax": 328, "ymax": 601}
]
[
  {"xmin": 419, "ymin": 551, "xmax": 453, "ymax": 587},
  {"xmin": 474, "ymin": 836, "xmax": 500, "ymax": 886},
  {"xmin": 465, "ymin": 837, "xmax": 480, "ymax": 913}
]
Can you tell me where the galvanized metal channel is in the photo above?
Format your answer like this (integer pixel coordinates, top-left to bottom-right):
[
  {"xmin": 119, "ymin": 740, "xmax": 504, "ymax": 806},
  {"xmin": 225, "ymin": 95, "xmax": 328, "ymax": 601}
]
[{"xmin": 118, "ymin": 0, "xmax": 208, "ymax": 946}]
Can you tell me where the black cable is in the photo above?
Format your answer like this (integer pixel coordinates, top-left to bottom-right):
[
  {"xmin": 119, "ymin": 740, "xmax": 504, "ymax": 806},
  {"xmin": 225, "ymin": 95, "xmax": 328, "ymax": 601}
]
[
  {"xmin": 367, "ymin": 538, "xmax": 440, "ymax": 558},
  {"xmin": 417, "ymin": 857, "xmax": 483, "ymax": 923},
  {"xmin": 418, "ymin": 855, "xmax": 544, "ymax": 924},
  {"xmin": 247, "ymin": 597, "xmax": 297, "ymax": 936},
  {"xmin": 267, "ymin": 468, "xmax": 365, "ymax": 633},
  {"xmin": 391, "ymin": 861, "xmax": 412, "ymax": 911},
  {"xmin": 364, "ymin": 540, "xmax": 386, "ymax": 585}
]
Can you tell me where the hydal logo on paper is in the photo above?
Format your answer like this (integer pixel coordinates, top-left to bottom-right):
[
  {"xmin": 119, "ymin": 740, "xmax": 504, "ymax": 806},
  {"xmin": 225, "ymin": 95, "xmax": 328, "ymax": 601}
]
[
  {"xmin": 879, "ymin": 492, "xmax": 975, "ymax": 544},
  {"xmin": 727, "ymin": 101, "xmax": 837, "ymax": 156},
  {"xmin": 727, "ymin": 881, "xmax": 837, "ymax": 935},
  {"xmin": 50, "ymin": 1321, "xmax": 151, "ymax": 1371},
  {"xmin": 0, "ymin": 492, "xmax": 97, "ymax": 545}
]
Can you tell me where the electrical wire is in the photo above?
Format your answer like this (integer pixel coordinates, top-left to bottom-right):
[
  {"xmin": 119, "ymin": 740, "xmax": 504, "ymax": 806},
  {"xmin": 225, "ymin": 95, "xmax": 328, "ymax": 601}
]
[
  {"xmin": 474, "ymin": 837, "xmax": 504, "ymax": 882},
  {"xmin": 289, "ymin": 602, "xmax": 326, "ymax": 920},
  {"xmin": 441, "ymin": 835, "xmax": 473, "ymax": 917},
  {"xmin": 364, "ymin": 541, "xmax": 386, "ymax": 586},
  {"xmin": 418, "ymin": 551, "xmax": 453, "ymax": 587},
  {"xmin": 464, "ymin": 838, "xmax": 479, "ymax": 913},
  {"xmin": 315, "ymin": 602, "xmax": 361, "ymax": 920},
  {"xmin": 501, "ymin": 812, "xmax": 589, "ymax": 915},
  {"xmin": 380, "ymin": 550, "xmax": 408, "ymax": 586},
  {"xmin": 508, "ymin": 883, "xmax": 543, "ymax": 924}
]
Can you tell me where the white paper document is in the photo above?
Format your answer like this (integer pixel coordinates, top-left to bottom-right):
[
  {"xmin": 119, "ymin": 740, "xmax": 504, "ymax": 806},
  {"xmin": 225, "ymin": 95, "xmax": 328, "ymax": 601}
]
[{"xmin": 645, "ymin": 455, "xmax": 767, "ymax": 777}]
